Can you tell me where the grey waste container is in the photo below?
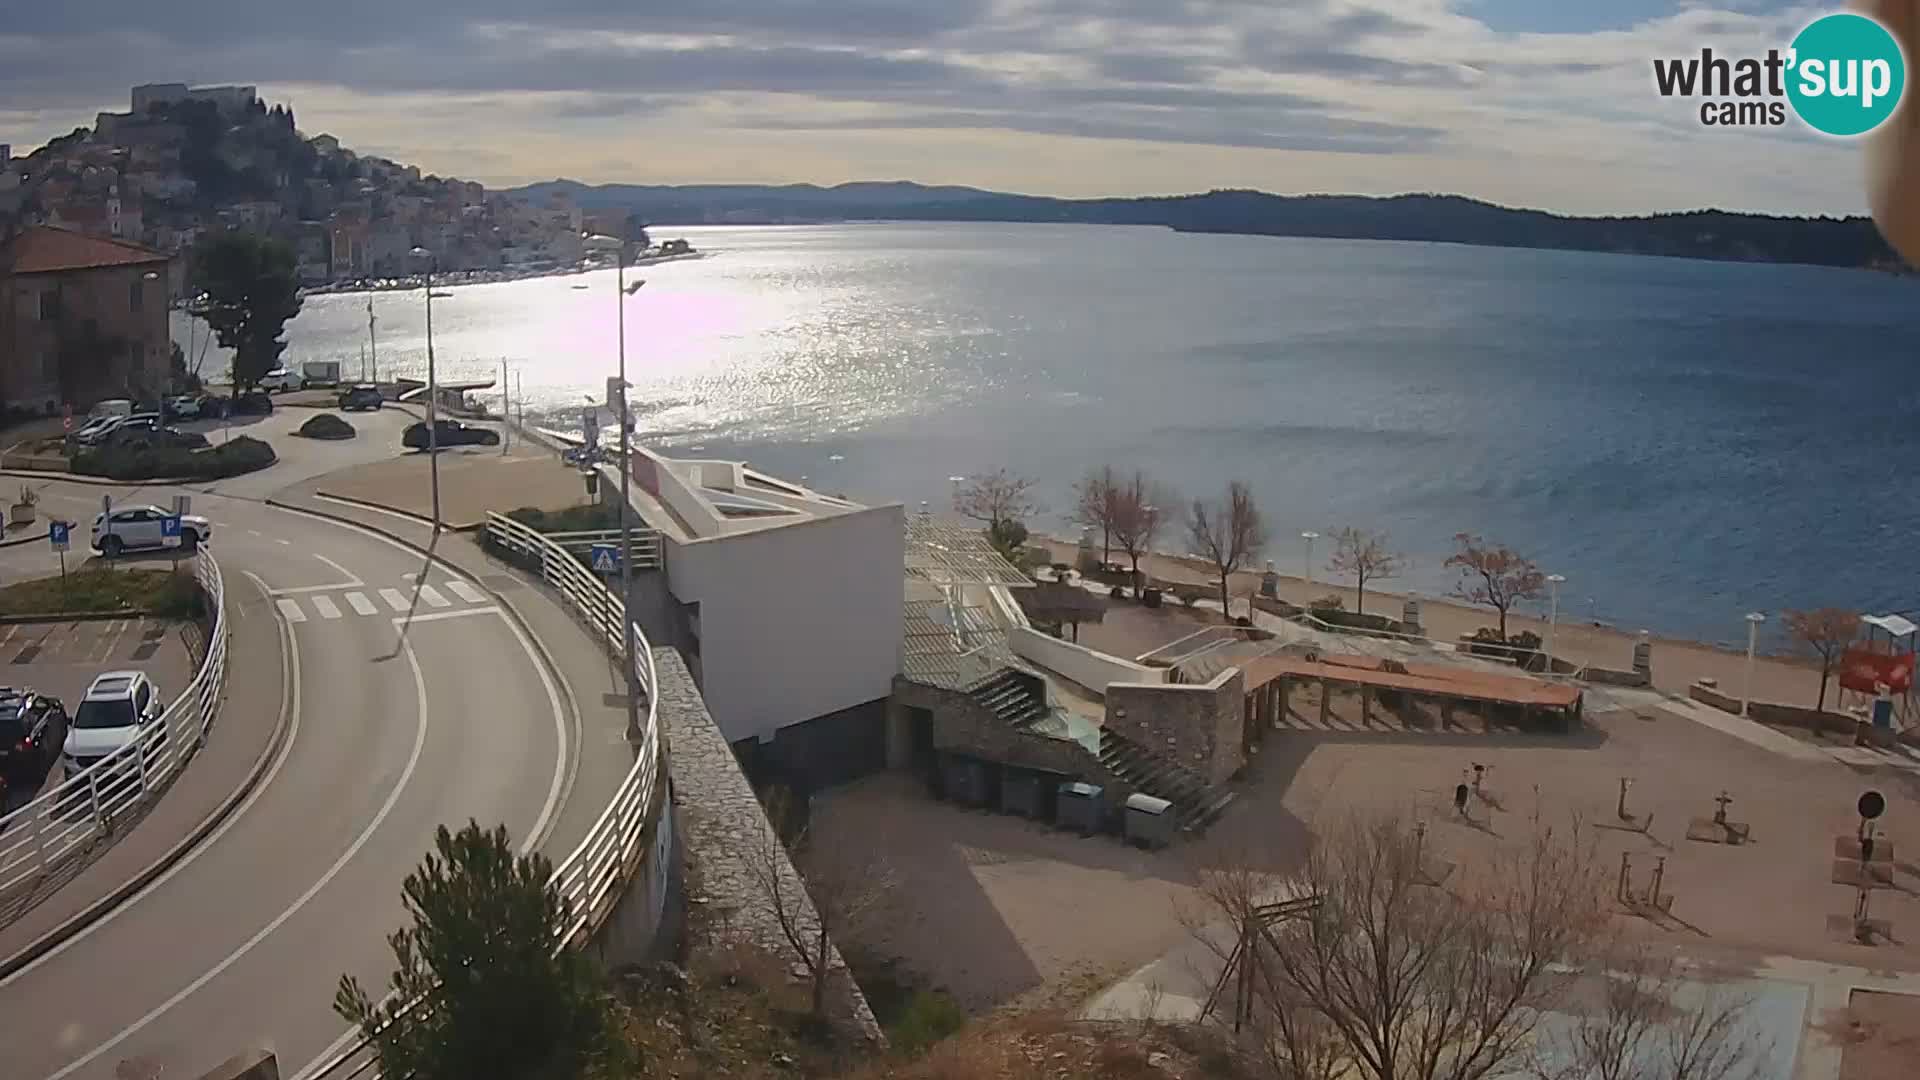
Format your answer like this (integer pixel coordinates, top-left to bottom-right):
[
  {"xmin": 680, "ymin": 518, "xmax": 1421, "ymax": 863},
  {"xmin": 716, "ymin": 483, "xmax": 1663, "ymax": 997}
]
[
  {"xmin": 1125, "ymin": 792, "xmax": 1175, "ymax": 849},
  {"xmin": 1001, "ymin": 771, "xmax": 1044, "ymax": 819},
  {"xmin": 1056, "ymin": 782, "xmax": 1104, "ymax": 834}
]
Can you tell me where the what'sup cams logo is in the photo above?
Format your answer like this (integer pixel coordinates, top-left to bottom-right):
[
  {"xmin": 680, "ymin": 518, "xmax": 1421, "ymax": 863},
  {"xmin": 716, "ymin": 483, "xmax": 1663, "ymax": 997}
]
[{"xmin": 1653, "ymin": 11, "xmax": 1907, "ymax": 135}]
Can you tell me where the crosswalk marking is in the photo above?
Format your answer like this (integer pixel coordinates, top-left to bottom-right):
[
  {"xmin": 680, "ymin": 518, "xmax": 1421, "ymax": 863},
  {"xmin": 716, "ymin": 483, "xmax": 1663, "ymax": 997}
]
[
  {"xmin": 379, "ymin": 588, "xmax": 410, "ymax": 612},
  {"xmin": 446, "ymin": 581, "xmax": 486, "ymax": 604},
  {"xmin": 344, "ymin": 592, "xmax": 377, "ymax": 616},
  {"xmin": 275, "ymin": 598, "xmax": 307, "ymax": 623},
  {"xmin": 311, "ymin": 595, "xmax": 342, "ymax": 620},
  {"xmin": 417, "ymin": 584, "xmax": 452, "ymax": 609}
]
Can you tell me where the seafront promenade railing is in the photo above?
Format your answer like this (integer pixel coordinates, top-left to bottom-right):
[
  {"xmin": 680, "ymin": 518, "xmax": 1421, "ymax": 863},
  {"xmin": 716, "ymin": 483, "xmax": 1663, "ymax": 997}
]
[
  {"xmin": 0, "ymin": 549, "xmax": 229, "ymax": 919},
  {"xmin": 305, "ymin": 512, "xmax": 664, "ymax": 1079}
]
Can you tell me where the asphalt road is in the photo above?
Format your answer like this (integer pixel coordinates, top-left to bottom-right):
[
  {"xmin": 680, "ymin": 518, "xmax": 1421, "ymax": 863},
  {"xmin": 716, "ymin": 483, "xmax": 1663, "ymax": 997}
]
[{"xmin": 0, "ymin": 478, "xmax": 574, "ymax": 1080}]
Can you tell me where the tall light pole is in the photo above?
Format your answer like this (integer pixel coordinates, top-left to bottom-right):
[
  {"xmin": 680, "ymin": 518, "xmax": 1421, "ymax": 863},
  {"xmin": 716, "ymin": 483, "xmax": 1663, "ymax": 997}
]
[
  {"xmin": 1300, "ymin": 531, "xmax": 1319, "ymax": 597},
  {"xmin": 409, "ymin": 248, "xmax": 440, "ymax": 531},
  {"xmin": 1743, "ymin": 612, "xmax": 1766, "ymax": 717},
  {"xmin": 616, "ymin": 232, "xmax": 646, "ymax": 743},
  {"xmin": 367, "ymin": 292, "xmax": 379, "ymax": 384},
  {"xmin": 1546, "ymin": 573, "xmax": 1566, "ymax": 666}
]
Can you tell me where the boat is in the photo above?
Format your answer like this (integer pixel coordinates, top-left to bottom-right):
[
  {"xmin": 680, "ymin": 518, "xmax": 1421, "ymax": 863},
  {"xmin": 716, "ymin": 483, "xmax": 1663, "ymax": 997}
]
[{"xmin": 572, "ymin": 284, "xmax": 590, "ymax": 290}]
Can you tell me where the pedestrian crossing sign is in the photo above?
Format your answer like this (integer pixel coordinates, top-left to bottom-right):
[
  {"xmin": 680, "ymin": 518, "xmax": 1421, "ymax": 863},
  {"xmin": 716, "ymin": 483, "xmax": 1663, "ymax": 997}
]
[{"xmin": 590, "ymin": 543, "xmax": 619, "ymax": 573}]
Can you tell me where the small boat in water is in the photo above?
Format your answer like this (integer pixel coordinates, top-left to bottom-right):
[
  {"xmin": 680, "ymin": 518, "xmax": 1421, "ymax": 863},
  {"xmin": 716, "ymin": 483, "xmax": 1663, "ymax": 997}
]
[{"xmin": 571, "ymin": 284, "xmax": 590, "ymax": 290}]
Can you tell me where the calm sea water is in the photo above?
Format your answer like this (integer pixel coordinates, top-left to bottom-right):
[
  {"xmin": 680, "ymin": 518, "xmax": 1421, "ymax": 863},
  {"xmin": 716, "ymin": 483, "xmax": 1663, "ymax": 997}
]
[{"xmin": 179, "ymin": 223, "xmax": 1920, "ymax": 646}]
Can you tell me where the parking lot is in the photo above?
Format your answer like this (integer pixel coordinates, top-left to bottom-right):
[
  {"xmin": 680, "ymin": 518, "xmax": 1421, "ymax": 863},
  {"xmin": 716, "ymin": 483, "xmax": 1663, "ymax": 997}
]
[{"xmin": 0, "ymin": 616, "xmax": 198, "ymax": 811}]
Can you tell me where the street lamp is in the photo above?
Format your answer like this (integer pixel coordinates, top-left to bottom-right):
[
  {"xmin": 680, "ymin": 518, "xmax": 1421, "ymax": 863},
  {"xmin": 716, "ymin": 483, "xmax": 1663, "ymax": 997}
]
[
  {"xmin": 1300, "ymin": 531, "xmax": 1319, "ymax": 597},
  {"xmin": 615, "ymin": 232, "xmax": 647, "ymax": 743},
  {"xmin": 1743, "ymin": 612, "xmax": 1767, "ymax": 717},
  {"xmin": 409, "ymin": 248, "xmax": 441, "ymax": 531},
  {"xmin": 1546, "ymin": 573, "xmax": 1567, "ymax": 666}
]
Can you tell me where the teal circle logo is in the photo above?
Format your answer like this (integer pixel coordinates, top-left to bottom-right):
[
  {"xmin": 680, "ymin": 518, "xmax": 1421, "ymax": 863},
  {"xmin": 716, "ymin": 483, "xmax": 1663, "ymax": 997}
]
[{"xmin": 1786, "ymin": 13, "xmax": 1906, "ymax": 136}]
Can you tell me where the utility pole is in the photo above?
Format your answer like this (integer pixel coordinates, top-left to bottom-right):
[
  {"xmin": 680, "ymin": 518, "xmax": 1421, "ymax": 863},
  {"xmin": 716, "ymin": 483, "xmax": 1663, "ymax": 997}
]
[
  {"xmin": 500, "ymin": 357, "xmax": 510, "ymax": 454},
  {"xmin": 617, "ymin": 229, "xmax": 643, "ymax": 743},
  {"xmin": 367, "ymin": 292, "xmax": 378, "ymax": 384},
  {"xmin": 411, "ymin": 249, "xmax": 441, "ymax": 531}
]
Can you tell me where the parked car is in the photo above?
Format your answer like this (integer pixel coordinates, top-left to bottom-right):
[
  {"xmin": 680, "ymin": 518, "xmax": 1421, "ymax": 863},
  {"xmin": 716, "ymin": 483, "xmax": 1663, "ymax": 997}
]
[
  {"xmin": 403, "ymin": 419, "xmax": 501, "ymax": 450},
  {"xmin": 107, "ymin": 422, "xmax": 209, "ymax": 450},
  {"xmin": 86, "ymin": 398, "xmax": 135, "ymax": 421},
  {"xmin": 61, "ymin": 672, "xmax": 163, "ymax": 778},
  {"xmin": 92, "ymin": 504, "xmax": 213, "ymax": 555},
  {"xmin": 72, "ymin": 411, "xmax": 161, "ymax": 447},
  {"xmin": 163, "ymin": 395, "xmax": 202, "ymax": 420},
  {"xmin": 257, "ymin": 369, "xmax": 303, "ymax": 393},
  {"xmin": 338, "ymin": 384, "xmax": 383, "ymax": 411},
  {"xmin": 0, "ymin": 688, "xmax": 68, "ymax": 789}
]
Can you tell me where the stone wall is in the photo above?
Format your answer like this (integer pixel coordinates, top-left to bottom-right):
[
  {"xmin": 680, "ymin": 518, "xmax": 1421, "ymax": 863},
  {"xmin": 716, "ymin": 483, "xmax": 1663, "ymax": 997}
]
[
  {"xmin": 1105, "ymin": 668, "xmax": 1245, "ymax": 786},
  {"xmin": 1687, "ymin": 678, "xmax": 1901, "ymax": 746},
  {"xmin": 656, "ymin": 649, "xmax": 882, "ymax": 1045},
  {"xmin": 894, "ymin": 677, "xmax": 1102, "ymax": 782}
]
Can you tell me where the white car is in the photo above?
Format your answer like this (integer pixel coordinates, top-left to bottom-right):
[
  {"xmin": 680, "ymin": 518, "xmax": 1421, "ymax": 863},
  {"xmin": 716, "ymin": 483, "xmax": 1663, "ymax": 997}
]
[
  {"xmin": 163, "ymin": 395, "xmax": 202, "ymax": 420},
  {"xmin": 258, "ymin": 369, "xmax": 303, "ymax": 393},
  {"xmin": 62, "ymin": 671, "xmax": 165, "ymax": 776},
  {"xmin": 92, "ymin": 504, "xmax": 213, "ymax": 555}
]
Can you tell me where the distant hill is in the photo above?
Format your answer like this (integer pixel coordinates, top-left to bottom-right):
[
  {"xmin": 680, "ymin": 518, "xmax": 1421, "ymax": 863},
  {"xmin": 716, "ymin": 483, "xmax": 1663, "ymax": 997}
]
[{"xmin": 503, "ymin": 180, "xmax": 1904, "ymax": 271}]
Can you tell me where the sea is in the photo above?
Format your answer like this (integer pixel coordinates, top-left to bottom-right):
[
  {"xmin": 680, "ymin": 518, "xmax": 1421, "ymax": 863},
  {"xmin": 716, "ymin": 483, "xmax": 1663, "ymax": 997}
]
[{"xmin": 175, "ymin": 222, "xmax": 1920, "ymax": 648}]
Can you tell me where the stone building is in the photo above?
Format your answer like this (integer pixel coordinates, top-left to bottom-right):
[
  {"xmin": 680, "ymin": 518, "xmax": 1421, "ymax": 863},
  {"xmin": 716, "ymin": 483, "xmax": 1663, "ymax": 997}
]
[{"xmin": 0, "ymin": 226, "xmax": 173, "ymax": 413}]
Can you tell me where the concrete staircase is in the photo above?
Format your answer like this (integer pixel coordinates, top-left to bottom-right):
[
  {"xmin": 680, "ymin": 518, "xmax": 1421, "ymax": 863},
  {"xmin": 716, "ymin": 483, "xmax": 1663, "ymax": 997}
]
[
  {"xmin": 968, "ymin": 670, "xmax": 1052, "ymax": 731},
  {"xmin": 1097, "ymin": 726, "xmax": 1236, "ymax": 832}
]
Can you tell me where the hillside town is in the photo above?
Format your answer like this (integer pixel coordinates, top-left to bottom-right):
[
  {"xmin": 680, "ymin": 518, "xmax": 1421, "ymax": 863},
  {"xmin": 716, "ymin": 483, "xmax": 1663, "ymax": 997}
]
[{"xmin": 0, "ymin": 83, "xmax": 603, "ymax": 290}]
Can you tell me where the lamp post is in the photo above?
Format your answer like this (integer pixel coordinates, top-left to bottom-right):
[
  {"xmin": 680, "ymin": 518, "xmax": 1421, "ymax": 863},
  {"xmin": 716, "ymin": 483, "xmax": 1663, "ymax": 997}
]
[
  {"xmin": 1546, "ymin": 573, "xmax": 1566, "ymax": 666},
  {"xmin": 949, "ymin": 475, "xmax": 965, "ymax": 513},
  {"xmin": 616, "ymin": 232, "xmax": 646, "ymax": 743},
  {"xmin": 1743, "ymin": 612, "xmax": 1766, "ymax": 717},
  {"xmin": 1300, "ymin": 531, "xmax": 1319, "ymax": 598},
  {"xmin": 409, "ymin": 248, "xmax": 441, "ymax": 531}
]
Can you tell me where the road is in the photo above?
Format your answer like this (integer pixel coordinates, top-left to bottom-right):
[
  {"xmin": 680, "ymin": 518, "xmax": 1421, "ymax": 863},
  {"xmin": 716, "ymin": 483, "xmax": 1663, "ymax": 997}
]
[{"xmin": 0, "ymin": 477, "xmax": 575, "ymax": 1080}]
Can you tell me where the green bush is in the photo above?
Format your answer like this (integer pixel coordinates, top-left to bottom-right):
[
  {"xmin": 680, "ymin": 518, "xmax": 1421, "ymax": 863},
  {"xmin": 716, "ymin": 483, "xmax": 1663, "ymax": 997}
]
[
  {"xmin": 506, "ymin": 503, "xmax": 621, "ymax": 532},
  {"xmin": 885, "ymin": 990, "xmax": 967, "ymax": 1056},
  {"xmin": 297, "ymin": 413, "xmax": 356, "ymax": 440},
  {"xmin": 153, "ymin": 572, "xmax": 207, "ymax": 619},
  {"xmin": 73, "ymin": 435, "xmax": 276, "ymax": 481},
  {"xmin": 1309, "ymin": 594, "xmax": 1346, "ymax": 612}
]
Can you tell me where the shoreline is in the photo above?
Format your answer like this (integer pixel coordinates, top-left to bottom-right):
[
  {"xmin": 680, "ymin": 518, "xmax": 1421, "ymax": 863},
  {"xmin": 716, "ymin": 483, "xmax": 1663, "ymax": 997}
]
[
  {"xmin": 296, "ymin": 249, "xmax": 710, "ymax": 299},
  {"xmin": 1030, "ymin": 533, "xmax": 1841, "ymax": 713}
]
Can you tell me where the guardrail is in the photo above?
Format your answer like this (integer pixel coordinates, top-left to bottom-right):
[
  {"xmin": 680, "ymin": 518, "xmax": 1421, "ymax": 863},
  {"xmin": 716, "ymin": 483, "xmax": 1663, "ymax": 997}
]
[
  {"xmin": 0, "ymin": 549, "xmax": 229, "ymax": 913},
  {"xmin": 307, "ymin": 512, "xmax": 663, "ymax": 1079},
  {"xmin": 538, "ymin": 527, "xmax": 664, "ymax": 570}
]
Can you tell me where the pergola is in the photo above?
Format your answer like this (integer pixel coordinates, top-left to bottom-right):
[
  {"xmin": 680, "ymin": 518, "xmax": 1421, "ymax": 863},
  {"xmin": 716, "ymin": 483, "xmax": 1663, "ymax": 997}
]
[{"xmin": 900, "ymin": 510, "xmax": 1034, "ymax": 691}]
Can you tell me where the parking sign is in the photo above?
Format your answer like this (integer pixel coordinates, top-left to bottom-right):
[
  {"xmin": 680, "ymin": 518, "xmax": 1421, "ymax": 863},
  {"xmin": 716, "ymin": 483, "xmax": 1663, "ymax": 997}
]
[
  {"xmin": 48, "ymin": 522, "xmax": 69, "ymax": 552},
  {"xmin": 160, "ymin": 515, "xmax": 183, "ymax": 548}
]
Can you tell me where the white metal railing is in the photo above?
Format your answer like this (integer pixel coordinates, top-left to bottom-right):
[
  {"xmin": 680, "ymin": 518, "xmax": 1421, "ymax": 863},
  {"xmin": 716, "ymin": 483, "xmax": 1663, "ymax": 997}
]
[
  {"xmin": 0, "ymin": 550, "xmax": 229, "ymax": 912},
  {"xmin": 537, "ymin": 527, "xmax": 664, "ymax": 570},
  {"xmin": 309, "ymin": 512, "xmax": 663, "ymax": 1079}
]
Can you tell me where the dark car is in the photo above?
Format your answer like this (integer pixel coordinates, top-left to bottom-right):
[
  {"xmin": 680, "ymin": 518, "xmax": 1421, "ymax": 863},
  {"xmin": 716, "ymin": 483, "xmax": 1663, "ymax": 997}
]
[
  {"xmin": 196, "ymin": 395, "xmax": 230, "ymax": 419},
  {"xmin": 0, "ymin": 689, "xmax": 69, "ymax": 788},
  {"xmin": 231, "ymin": 392, "xmax": 274, "ymax": 416},
  {"xmin": 403, "ymin": 419, "xmax": 500, "ymax": 450},
  {"xmin": 338, "ymin": 384, "xmax": 384, "ymax": 411},
  {"xmin": 106, "ymin": 421, "xmax": 209, "ymax": 450}
]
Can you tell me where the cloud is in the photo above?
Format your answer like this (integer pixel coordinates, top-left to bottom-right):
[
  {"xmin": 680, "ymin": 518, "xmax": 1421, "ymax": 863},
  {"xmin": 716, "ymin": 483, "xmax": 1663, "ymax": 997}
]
[{"xmin": 0, "ymin": 0, "xmax": 1877, "ymax": 214}]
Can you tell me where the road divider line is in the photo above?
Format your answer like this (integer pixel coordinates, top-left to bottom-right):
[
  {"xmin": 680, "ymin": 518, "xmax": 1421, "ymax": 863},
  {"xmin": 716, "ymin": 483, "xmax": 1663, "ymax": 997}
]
[
  {"xmin": 493, "ymin": 607, "xmax": 571, "ymax": 867},
  {"xmin": 267, "ymin": 500, "xmax": 474, "ymax": 587},
  {"xmin": 311, "ymin": 553, "xmax": 363, "ymax": 586},
  {"xmin": 311, "ymin": 595, "xmax": 342, "ymax": 620},
  {"xmin": 274, "ymin": 598, "xmax": 307, "ymax": 623},
  {"xmin": 47, "ymin": 626, "xmax": 433, "ymax": 1080},
  {"xmin": 1, "ymin": 568, "xmax": 302, "ymax": 986},
  {"xmin": 344, "ymin": 591, "xmax": 377, "ymax": 616}
]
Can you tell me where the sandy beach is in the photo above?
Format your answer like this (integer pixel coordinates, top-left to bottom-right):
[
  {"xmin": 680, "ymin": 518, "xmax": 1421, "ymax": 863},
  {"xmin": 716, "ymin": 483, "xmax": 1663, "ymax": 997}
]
[{"xmin": 1033, "ymin": 534, "xmax": 1859, "ymax": 717}]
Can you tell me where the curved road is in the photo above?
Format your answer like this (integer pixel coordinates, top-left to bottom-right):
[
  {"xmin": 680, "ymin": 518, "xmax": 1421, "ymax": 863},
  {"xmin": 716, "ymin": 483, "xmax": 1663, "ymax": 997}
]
[{"xmin": 0, "ymin": 479, "xmax": 575, "ymax": 1080}]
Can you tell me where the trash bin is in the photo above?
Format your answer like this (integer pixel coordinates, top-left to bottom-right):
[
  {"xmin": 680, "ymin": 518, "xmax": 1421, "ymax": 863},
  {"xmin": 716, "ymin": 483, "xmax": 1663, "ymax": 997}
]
[
  {"xmin": 1056, "ymin": 781, "xmax": 1104, "ymax": 834},
  {"xmin": 1001, "ymin": 771, "xmax": 1044, "ymax": 819},
  {"xmin": 942, "ymin": 755, "xmax": 990, "ymax": 807},
  {"xmin": 1124, "ymin": 792, "xmax": 1175, "ymax": 849}
]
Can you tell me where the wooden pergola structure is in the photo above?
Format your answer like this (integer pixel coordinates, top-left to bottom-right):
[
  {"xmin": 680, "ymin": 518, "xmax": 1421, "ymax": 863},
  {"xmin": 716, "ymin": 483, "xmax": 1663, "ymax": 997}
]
[{"xmin": 1238, "ymin": 651, "xmax": 1584, "ymax": 735}]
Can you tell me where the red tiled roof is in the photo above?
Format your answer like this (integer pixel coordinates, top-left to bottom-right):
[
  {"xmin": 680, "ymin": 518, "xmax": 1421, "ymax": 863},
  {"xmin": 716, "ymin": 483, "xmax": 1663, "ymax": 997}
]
[{"xmin": 3, "ymin": 225, "xmax": 168, "ymax": 275}]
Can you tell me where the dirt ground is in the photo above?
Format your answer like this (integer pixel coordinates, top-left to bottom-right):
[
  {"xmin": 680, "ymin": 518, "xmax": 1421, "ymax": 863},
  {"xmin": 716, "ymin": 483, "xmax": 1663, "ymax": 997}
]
[
  {"xmin": 1833, "ymin": 990, "xmax": 1920, "ymax": 1080},
  {"xmin": 814, "ymin": 706, "xmax": 1920, "ymax": 1017},
  {"xmin": 314, "ymin": 439, "xmax": 589, "ymax": 528}
]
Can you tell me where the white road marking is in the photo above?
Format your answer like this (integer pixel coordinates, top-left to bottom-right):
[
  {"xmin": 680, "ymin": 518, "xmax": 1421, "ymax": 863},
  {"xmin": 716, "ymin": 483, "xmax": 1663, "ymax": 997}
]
[
  {"xmin": 274, "ymin": 598, "xmax": 307, "ymax": 623},
  {"xmin": 378, "ymin": 588, "xmax": 410, "ymax": 612},
  {"xmin": 2, "ymin": 569, "xmax": 302, "ymax": 986},
  {"xmin": 246, "ymin": 529, "xmax": 262, "ymax": 538},
  {"xmin": 269, "ymin": 502, "xmax": 472, "ymax": 586},
  {"xmin": 392, "ymin": 606, "xmax": 500, "ymax": 626},
  {"xmin": 312, "ymin": 553, "xmax": 362, "ymax": 586},
  {"xmin": 416, "ymin": 584, "xmax": 451, "ymax": 609},
  {"xmin": 310, "ymin": 595, "xmax": 342, "ymax": 620},
  {"xmin": 343, "ymin": 591, "xmax": 377, "ymax": 616},
  {"xmin": 446, "ymin": 580, "xmax": 486, "ymax": 605},
  {"xmin": 47, "ymin": 632, "xmax": 432, "ymax": 1080},
  {"xmin": 275, "ymin": 538, "xmax": 291, "ymax": 546}
]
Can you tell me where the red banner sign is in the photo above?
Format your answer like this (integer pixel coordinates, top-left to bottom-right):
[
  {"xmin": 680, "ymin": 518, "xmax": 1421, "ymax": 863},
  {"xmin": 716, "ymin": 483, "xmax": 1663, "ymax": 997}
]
[{"xmin": 1839, "ymin": 648, "xmax": 1915, "ymax": 694}]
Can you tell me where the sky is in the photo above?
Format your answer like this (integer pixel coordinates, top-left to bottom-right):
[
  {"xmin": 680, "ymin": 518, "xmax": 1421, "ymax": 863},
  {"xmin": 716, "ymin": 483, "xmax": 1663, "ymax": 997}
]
[{"xmin": 0, "ymin": 0, "xmax": 1884, "ymax": 215}]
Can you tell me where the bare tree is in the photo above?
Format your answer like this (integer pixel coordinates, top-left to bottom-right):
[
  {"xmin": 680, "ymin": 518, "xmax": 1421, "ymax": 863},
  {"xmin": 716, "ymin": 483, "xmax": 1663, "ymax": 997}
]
[
  {"xmin": 1782, "ymin": 608, "xmax": 1860, "ymax": 713},
  {"xmin": 1530, "ymin": 945, "xmax": 1764, "ymax": 1080},
  {"xmin": 1325, "ymin": 527, "xmax": 1404, "ymax": 616},
  {"xmin": 954, "ymin": 468, "xmax": 1037, "ymax": 530},
  {"xmin": 1111, "ymin": 471, "xmax": 1173, "ymax": 591},
  {"xmin": 1446, "ymin": 532, "xmax": 1547, "ymax": 639},
  {"xmin": 1194, "ymin": 810, "xmax": 1622, "ymax": 1080},
  {"xmin": 1189, "ymin": 482, "xmax": 1267, "ymax": 620},
  {"xmin": 1072, "ymin": 465, "xmax": 1120, "ymax": 567},
  {"xmin": 735, "ymin": 789, "xmax": 896, "ymax": 1021}
]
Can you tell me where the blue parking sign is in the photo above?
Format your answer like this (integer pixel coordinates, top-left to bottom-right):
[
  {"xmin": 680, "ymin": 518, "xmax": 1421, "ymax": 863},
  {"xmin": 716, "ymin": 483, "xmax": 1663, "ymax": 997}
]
[
  {"xmin": 161, "ymin": 515, "xmax": 183, "ymax": 548},
  {"xmin": 48, "ymin": 521, "xmax": 69, "ymax": 552},
  {"xmin": 589, "ymin": 543, "xmax": 619, "ymax": 573}
]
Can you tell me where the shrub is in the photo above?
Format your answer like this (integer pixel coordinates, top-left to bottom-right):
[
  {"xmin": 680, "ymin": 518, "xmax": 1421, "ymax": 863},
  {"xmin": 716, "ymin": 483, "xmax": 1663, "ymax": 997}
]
[
  {"xmin": 153, "ymin": 572, "xmax": 207, "ymax": 620},
  {"xmin": 887, "ymin": 990, "xmax": 968, "ymax": 1057},
  {"xmin": 1174, "ymin": 585, "xmax": 1206, "ymax": 608},
  {"xmin": 297, "ymin": 413, "xmax": 356, "ymax": 440},
  {"xmin": 1110, "ymin": 584, "xmax": 1126, "ymax": 599},
  {"xmin": 73, "ymin": 435, "xmax": 276, "ymax": 481},
  {"xmin": 506, "ymin": 504, "xmax": 620, "ymax": 532},
  {"xmin": 1309, "ymin": 594, "xmax": 1346, "ymax": 612}
]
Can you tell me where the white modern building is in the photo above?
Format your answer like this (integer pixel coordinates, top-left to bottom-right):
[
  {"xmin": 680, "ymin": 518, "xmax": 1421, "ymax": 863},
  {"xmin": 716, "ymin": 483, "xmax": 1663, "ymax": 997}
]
[{"xmin": 598, "ymin": 446, "xmax": 905, "ymax": 788}]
